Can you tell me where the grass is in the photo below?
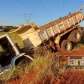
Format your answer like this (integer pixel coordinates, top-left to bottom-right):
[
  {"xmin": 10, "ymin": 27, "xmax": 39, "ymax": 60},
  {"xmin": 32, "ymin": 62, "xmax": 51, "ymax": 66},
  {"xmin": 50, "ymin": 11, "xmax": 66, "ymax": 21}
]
[
  {"xmin": 0, "ymin": 65, "xmax": 25, "ymax": 81},
  {"xmin": 0, "ymin": 30, "xmax": 61, "ymax": 83},
  {"xmin": 0, "ymin": 67, "xmax": 15, "ymax": 80},
  {"xmin": 0, "ymin": 33, "xmax": 68, "ymax": 83},
  {"xmin": 0, "ymin": 56, "xmax": 51, "ymax": 82},
  {"xmin": 0, "ymin": 45, "xmax": 62, "ymax": 84}
]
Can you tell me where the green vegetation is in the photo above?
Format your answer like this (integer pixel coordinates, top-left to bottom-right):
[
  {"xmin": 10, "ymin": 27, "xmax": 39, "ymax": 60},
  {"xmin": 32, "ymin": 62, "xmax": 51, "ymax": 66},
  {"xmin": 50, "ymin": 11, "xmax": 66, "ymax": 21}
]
[
  {"xmin": 0, "ymin": 67, "xmax": 15, "ymax": 80},
  {"xmin": 0, "ymin": 46, "xmax": 60, "ymax": 83}
]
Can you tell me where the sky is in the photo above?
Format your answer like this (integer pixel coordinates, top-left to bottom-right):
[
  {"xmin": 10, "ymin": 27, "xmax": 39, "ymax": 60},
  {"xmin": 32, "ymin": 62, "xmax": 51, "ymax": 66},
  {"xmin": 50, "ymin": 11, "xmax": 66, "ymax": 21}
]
[{"xmin": 0, "ymin": 0, "xmax": 84, "ymax": 26}]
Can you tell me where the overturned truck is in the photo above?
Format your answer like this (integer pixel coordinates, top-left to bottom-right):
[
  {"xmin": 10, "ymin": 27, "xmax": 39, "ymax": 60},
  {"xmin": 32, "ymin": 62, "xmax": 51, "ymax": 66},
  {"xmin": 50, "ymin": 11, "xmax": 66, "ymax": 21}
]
[
  {"xmin": 16, "ymin": 11, "xmax": 84, "ymax": 52},
  {"xmin": 0, "ymin": 34, "xmax": 33, "ymax": 72}
]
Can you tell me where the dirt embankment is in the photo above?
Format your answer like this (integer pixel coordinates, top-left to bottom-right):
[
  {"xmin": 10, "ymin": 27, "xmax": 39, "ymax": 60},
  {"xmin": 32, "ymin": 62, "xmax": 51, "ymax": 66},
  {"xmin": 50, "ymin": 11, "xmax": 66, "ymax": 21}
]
[{"xmin": 6, "ymin": 69, "xmax": 84, "ymax": 84}]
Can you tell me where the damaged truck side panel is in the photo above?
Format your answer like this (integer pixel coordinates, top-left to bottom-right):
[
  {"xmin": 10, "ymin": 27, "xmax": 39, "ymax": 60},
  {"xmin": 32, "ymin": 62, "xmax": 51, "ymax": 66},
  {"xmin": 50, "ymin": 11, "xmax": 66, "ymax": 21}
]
[{"xmin": 0, "ymin": 34, "xmax": 33, "ymax": 72}]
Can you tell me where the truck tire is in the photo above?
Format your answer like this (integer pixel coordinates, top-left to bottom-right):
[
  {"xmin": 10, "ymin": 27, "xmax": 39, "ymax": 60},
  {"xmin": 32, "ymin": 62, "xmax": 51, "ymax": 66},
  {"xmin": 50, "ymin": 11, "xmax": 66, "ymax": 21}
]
[
  {"xmin": 68, "ymin": 30, "xmax": 81, "ymax": 43},
  {"xmin": 61, "ymin": 40, "xmax": 73, "ymax": 51}
]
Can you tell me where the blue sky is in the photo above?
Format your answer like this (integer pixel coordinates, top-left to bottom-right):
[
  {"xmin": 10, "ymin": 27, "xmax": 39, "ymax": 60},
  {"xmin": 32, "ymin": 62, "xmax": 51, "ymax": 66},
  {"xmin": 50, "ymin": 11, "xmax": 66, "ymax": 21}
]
[{"xmin": 0, "ymin": 0, "xmax": 84, "ymax": 26}]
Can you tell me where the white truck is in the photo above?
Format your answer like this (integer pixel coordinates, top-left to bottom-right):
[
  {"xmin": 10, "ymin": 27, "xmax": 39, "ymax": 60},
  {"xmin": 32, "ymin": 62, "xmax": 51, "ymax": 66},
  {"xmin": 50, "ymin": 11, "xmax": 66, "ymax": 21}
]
[{"xmin": 0, "ymin": 34, "xmax": 33, "ymax": 73}]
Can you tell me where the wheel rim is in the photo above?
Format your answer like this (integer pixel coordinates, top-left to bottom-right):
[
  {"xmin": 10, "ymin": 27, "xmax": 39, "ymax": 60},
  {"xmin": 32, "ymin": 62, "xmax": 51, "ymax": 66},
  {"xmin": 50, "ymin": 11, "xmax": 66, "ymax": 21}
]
[
  {"xmin": 68, "ymin": 30, "xmax": 81, "ymax": 43},
  {"xmin": 76, "ymin": 32, "xmax": 81, "ymax": 41},
  {"xmin": 66, "ymin": 41, "xmax": 72, "ymax": 51}
]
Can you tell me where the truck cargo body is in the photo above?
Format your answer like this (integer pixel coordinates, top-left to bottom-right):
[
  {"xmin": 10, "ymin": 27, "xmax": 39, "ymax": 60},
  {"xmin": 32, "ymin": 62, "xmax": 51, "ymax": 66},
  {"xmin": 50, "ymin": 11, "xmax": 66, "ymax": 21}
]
[
  {"xmin": 15, "ymin": 11, "xmax": 84, "ymax": 51},
  {"xmin": 39, "ymin": 12, "xmax": 84, "ymax": 42}
]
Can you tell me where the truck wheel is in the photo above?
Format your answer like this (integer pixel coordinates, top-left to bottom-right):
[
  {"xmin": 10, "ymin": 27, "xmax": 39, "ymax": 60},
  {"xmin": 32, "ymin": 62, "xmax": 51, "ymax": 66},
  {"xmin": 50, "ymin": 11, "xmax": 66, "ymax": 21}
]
[
  {"xmin": 61, "ymin": 40, "xmax": 73, "ymax": 51},
  {"xmin": 68, "ymin": 30, "xmax": 81, "ymax": 43}
]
